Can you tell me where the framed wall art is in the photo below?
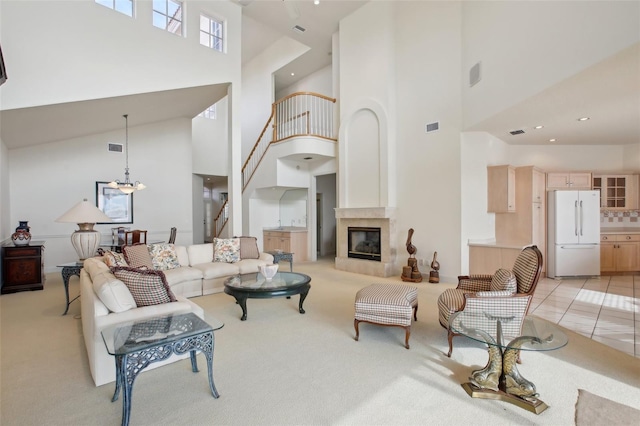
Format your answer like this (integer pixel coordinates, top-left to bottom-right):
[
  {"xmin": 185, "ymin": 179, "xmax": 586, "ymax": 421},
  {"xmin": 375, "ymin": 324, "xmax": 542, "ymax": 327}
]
[{"xmin": 96, "ymin": 181, "xmax": 133, "ymax": 224}]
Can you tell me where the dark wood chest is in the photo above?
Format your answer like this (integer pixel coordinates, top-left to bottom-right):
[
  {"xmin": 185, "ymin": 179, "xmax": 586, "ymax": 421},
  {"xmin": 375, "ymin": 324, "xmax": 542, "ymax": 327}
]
[{"xmin": 1, "ymin": 242, "xmax": 45, "ymax": 294}]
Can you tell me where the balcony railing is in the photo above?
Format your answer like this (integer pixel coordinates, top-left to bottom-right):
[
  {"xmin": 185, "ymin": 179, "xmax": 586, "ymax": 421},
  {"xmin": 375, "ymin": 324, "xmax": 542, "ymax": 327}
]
[
  {"xmin": 242, "ymin": 92, "xmax": 336, "ymax": 191},
  {"xmin": 213, "ymin": 199, "xmax": 228, "ymax": 238}
]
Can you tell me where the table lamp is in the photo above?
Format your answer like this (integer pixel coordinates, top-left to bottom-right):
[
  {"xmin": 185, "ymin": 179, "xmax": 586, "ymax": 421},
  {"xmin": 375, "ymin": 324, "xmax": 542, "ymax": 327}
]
[{"xmin": 56, "ymin": 199, "xmax": 112, "ymax": 260}]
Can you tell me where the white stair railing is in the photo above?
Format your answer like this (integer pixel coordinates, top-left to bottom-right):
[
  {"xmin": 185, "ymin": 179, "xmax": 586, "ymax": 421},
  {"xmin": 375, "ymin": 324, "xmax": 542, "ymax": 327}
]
[{"xmin": 242, "ymin": 92, "xmax": 336, "ymax": 191}]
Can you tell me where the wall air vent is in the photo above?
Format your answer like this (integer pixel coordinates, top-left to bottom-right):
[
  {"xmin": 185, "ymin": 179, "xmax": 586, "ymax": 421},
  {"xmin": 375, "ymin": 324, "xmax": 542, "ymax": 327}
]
[
  {"xmin": 425, "ymin": 122, "xmax": 440, "ymax": 133},
  {"xmin": 469, "ymin": 62, "xmax": 481, "ymax": 87},
  {"xmin": 108, "ymin": 143, "xmax": 123, "ymax": 152},
  {"xmin": 509, "ymin": 130, "xmax": 525, "ymax": 135},
  {"xmin": 292, "ymin": 25, "xmax": 306, "ymax": 33}
]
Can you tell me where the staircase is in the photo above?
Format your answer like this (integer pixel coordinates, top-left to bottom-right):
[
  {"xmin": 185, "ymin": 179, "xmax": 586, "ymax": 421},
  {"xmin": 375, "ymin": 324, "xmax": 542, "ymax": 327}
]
[{"xmin": 241, "ymin": 92, "xmax": 337, "ymax": 191}]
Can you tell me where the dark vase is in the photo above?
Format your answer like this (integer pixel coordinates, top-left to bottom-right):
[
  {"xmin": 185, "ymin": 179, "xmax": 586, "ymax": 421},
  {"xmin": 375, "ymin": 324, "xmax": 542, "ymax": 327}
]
[{"xmin": 12, "ymin": 221, "xmax": 31, "ymax": 246}]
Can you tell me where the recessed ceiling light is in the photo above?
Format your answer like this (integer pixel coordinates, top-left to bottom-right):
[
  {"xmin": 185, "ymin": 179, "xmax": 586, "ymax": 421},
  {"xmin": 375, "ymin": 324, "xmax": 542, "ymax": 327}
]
[
  {"xmin": 534, "ymin": 125, "xmax": 544, "ymax": 129},
  {"xmin": 290, "ymin": 72, "xmax": 295, "ymax": 76},
  {"xmin": 577, "ymin": 117, "xmax": 590, "ymax": 121},
  {"xmin": 314, "ymin": 0, "xmax": 320, "ymax": 5},
  {"xmin": 549, "ymin": 138, "xmax": 557, "ymax": 142}
]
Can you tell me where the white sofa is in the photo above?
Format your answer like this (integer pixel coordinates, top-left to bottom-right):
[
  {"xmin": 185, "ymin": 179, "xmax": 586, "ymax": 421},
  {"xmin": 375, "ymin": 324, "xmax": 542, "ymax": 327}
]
[{"xmin": 81, "ymin": 242, "xmax": 273, "ymax": 386}]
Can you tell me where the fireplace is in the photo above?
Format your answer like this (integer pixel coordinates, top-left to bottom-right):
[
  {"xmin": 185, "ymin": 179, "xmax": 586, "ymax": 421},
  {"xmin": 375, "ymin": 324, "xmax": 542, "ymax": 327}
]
[
  {"xmin": 348, "ymin": 227, "xmax": 381, "ymax": 261},
  {"xmin": 335, "ymin": 207, "xmax": 397, "ymax": 277}
]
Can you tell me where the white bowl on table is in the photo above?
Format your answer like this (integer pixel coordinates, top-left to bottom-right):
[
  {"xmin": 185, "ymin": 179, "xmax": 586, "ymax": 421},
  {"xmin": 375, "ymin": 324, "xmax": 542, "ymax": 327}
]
[{"xmin": 260, "ymin": 264, "xmax": 279, "ymax": 281}]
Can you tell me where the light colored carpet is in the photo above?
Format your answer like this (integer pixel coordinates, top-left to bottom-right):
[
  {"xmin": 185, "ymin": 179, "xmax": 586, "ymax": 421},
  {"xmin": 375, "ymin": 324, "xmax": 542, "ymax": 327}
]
[
  {"xmin": 1, "ymin": 257, "xmax": 639, "ymax": 425},
  {"xmin": 575, "ymin": 389, "xmax": 640, "ymax": 425}
]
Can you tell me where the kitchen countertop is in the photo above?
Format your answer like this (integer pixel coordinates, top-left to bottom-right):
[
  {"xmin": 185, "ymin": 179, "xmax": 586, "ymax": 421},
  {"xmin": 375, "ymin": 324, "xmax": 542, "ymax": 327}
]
[
  {"xmin": 600, "ymin": 227, "xmax": 640, "ymax": 234},
  {"xmin": 467, "ymin": 239, "xmax": 529, "ymax": 249},
  {"xmin": 263, "ymin": 227, "xmax": 308, "ymax": 232}
]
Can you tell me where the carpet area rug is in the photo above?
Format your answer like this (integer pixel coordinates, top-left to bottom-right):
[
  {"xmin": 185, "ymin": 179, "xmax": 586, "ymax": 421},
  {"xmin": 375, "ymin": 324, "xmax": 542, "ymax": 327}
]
[{"xmin": 575, "ymin": 389, "xmax": 640, "ymax": 425}]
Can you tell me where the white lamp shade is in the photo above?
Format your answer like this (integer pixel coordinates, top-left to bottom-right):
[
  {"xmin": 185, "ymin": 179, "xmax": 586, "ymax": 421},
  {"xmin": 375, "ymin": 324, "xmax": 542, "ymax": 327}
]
[{"xmin": 56, "ymin": 199, "xmax": 111, "ymax": 224}]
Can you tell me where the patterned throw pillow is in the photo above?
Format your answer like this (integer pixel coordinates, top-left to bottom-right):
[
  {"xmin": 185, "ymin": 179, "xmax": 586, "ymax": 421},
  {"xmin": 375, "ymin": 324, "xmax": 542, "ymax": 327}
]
[
  {"xmin": 103, "ymin": 251, "xmax": 128, "ymax": 268},
  {"xmin": 147, "ymin": 243, "xmax": 181, "ymax": 271},
  {"xmin": 213, "ymin": 238, "xmax": 240, "ymax": 263},
  {"xmin": 122, "ymin": 244, "xmax": 153, "ymax": 268},
  {"xmin": 237, "ymin": 236, "xmax": 260, "ymax": 260},
  {"xmin": 111, "ymin": 266, "xmax": 177, "ymax": 307},
  {"xmin": 490, "ymin": 268, "xmax": 517, "ymax": 294}
]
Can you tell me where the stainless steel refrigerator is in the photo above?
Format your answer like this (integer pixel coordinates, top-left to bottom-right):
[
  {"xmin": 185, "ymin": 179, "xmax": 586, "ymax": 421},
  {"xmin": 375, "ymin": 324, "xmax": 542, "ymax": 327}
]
[{"xmin": 547, "ymin": 190, "xmax": 600, "ymax": 278}]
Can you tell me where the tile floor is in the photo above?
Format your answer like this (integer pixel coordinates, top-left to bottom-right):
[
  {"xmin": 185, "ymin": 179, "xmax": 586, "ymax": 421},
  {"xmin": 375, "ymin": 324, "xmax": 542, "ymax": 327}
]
[{"xmin": 530, "ymin": 274, "xmax": 639, "ymax": 358}]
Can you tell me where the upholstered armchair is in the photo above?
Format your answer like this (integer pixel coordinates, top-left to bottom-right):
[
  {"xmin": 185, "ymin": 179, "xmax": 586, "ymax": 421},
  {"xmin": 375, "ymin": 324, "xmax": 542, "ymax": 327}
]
[{"xmin": 437, "ymin": 245, "xmax": 543, "ymax": 357}]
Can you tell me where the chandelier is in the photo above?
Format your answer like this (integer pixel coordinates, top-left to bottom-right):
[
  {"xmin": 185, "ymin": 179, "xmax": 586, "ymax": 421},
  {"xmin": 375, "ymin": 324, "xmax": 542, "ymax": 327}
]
[{"xmin": 108, "ymin": 114, "xmax": 146, "ymax": 194}]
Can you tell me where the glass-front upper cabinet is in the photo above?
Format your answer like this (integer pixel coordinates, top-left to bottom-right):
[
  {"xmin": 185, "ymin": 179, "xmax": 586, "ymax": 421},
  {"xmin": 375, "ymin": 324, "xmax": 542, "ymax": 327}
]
[{"xmin": 593, "ymin": 175, "xmax": 639, "ymax": 209}]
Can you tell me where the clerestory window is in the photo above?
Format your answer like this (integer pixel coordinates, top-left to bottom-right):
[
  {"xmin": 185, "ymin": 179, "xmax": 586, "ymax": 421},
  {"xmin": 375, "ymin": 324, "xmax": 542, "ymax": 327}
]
[
  {"xmin": 198, "ymin": 104, "xmax": 217, "ymax": 120},
  {"xmin": 153, "ymin": 0, "xmax": 183, "ymax": 36},
  {"xmin": 200, "ymin": 14, "xmax": 224, "ymax": 53},
  {"xmin": 95, "ymin": 0, "xmax": 133, "ymax": 17}
]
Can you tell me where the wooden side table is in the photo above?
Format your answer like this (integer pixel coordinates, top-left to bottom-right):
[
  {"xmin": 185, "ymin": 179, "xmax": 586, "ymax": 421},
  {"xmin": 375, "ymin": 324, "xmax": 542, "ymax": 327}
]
[
  {"xmin": 266, "ymin": 251, "xmax": 294, "ymax": 271},
  {"xmin": 1, "ymin": 241, "xmax": 45, "ymax": 294}
]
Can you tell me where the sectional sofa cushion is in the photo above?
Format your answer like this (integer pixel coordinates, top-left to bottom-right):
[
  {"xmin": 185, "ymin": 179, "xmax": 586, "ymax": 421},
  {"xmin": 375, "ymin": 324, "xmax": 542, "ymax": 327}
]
[
  {"xmin": 112, "ymin": 266, "xmax": 177, "ymax": 307},
  {"xmin": 123, "ymin": 244, "xmax": 154, "ymax": 268},
  {"xmin": 148, "ymin": 243, "xmax": 181, "ymax": 271},
  {"xmin": 237, "ymin": 236, "xmax": 260, "ymax": 259},
  {"xmin": 92, "ymin": 270, "xmax": 137, "ymax": 313},
  {"xmin": 213, "ymin": 238, "xmax": 240, "ymax": 263}
]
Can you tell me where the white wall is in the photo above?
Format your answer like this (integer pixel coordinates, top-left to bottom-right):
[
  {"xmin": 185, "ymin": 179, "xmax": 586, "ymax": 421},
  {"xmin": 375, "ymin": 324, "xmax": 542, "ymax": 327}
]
[
  {"xmin": 623, "ymin": 144, "xmax": 640, "ymax": 170},
  {"xmin": 241, "ymin": 36, "xmax": 310, "ymax": 160},
  {"xmin": 9, "ymin": 119, "xmax": 193, "ymax": 271},
  {"xmin": 462, "ymin": 0, "xmax": 640, "ymax": 129},
  {"xmin": 0, "ymin": 0, "xmax": 241, "ymax": 109},
  {"xmin": 339, "ymin": 1, "xmax": 463, "ymax": 281},
  {"xmin": 192, "ymin": 97, "xmax": 229, "ymax": 176},
  {"xmin": 275, "ymin": 65, "xmax": 333, "ymax": 101},
  {"xmin": 0, "ymin": 139, "xmax": 9, "ymax": 242}
]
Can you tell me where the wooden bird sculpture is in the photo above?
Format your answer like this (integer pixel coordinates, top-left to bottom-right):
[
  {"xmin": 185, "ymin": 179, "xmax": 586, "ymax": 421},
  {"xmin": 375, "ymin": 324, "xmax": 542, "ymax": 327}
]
[{"xmin": 406, "ymin": 228, "xmax": 416, "ymax": 257}]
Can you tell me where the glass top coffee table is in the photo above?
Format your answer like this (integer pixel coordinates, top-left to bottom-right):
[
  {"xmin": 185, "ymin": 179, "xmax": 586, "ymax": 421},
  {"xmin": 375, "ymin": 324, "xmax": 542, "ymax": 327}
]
[
  {"xmin": 101, "ymin": 312, "xmax": 223, "ymax": 426},
  {"xmin": 224, "ymin": 271, "xmax": 311, "ymax": 320},
  {"xmin": 450, "ymin": 311, "xmax": 568, "ymax": 414}
]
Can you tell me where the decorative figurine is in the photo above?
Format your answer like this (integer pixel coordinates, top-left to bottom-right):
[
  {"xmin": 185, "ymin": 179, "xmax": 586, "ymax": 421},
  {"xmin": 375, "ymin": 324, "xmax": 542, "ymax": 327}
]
[
  {"xmin": 429, "ymin": 251, "xmax": 440, "ymax": 283},
  {"xmin": 401, "ymin": 228, "xmax": 422, "ymax": 283}
]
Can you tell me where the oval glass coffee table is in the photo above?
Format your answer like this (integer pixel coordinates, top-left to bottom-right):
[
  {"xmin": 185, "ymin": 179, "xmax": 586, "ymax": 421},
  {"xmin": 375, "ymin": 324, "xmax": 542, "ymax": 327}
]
[
  {"xmin": 450, "ymin": 311, "xmax": 568, "ymax": 414},
  {"xmin": 224, "ymin": 271, "xmax": 311, "ymax": 320}
]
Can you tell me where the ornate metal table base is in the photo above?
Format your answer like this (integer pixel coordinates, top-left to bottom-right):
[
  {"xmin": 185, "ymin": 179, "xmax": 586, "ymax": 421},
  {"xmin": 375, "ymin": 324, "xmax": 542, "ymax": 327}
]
[
  {"xmin": 267, "ymin": 251, "xmax": 294, "ymax": 271},
  {"xmin": 60, "ymin": 264, "xmax": 82, "ymax": 315},
  {"xmin": 111, "ymin": 331, "xmax": 219, "ymax": 426}
]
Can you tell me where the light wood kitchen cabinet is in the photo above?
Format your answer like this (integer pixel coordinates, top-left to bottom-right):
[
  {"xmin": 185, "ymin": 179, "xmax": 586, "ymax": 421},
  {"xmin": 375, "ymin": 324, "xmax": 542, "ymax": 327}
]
[
  {"xmin": 546, "ymin": 172, "xmax": 592, "ymax": 190},
  {"xmin": 469, "ymin": 245, "xmax": 522, "ymax": 275},
  {"xmin": 487, "ymin": 165, "xmax": 516, "ymax": 213},
  {"xmin": 600, "ymin": 234, "xmax": 640, "ymax": 272},
  {"xmin": 264, "ymin": 229, "xmax": 308, "ymax": 261},
  {"xmin": 592, "ymin": 174, "xmax": 639, "ymax": 209}
]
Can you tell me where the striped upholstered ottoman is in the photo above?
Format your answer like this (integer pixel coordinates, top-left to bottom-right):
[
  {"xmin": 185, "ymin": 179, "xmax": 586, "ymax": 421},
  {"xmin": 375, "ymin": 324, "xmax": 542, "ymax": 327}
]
[{"xmin": 354, "ymin": 284, "xmax": 418, "ymax": 349}]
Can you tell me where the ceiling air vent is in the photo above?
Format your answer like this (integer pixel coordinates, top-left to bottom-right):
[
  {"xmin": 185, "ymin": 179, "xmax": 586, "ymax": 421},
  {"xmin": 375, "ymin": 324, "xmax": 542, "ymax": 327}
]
[
  {"xmin": 509, "ymin": 130, "xmax": 525, "ymax": 135},
  {"xmin": 292, "ymin": 25, "xmax": 306, "ymax": 34},
  {"xmin": 108, "ymin": 143, "xmax": 123, "ymax": 153},
  {"xmin": 425, "ymin": 122, "xmax": 440, "ymax": 133}
]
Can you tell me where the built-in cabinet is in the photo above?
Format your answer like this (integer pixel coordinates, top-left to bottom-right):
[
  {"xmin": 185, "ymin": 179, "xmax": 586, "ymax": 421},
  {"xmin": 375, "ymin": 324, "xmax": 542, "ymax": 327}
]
[
  {"xmin": 592, "ymin": 174, "xmax": 639, "ymax": 209},
  {"xmin": 263, "ymin": 229, "xmax": 308, "ymax": 261},
  {"xmin": 546, "ymin": 172, "xmax": 592, "ymax": 190},
  {"xmin": 468, "ymin": 245, "xmax": 522, "ymax": 275},
  {"xmin": 487, "ymin": 165, "xmax": 516, "ymax": 213},
  {"xmin": 494, "ymin": 166, "xmax": 546, "ymax": 271},
  {"xmin": 600, "ymin": 233, "xmax": 640, "ymax": 273}
]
